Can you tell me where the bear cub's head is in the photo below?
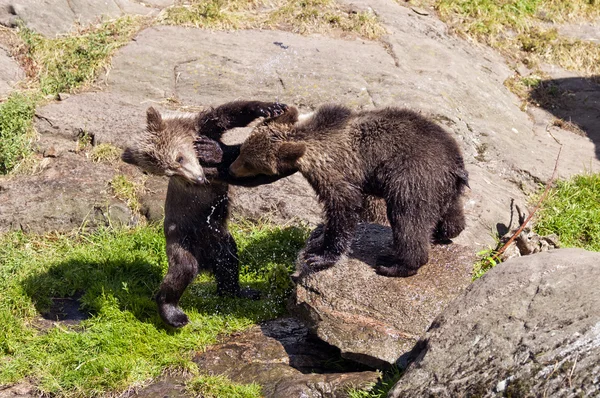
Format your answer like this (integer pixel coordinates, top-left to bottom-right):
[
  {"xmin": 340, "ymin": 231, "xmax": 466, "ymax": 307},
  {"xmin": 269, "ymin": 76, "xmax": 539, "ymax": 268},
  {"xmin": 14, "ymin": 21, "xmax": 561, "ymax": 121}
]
[
  {"xmin": 122, "ymin": 107, "xmax": 211, "ymax": 185},
  {"xmin": 230, "ymin": 108, "xmax": 305, "ymax": 178}
]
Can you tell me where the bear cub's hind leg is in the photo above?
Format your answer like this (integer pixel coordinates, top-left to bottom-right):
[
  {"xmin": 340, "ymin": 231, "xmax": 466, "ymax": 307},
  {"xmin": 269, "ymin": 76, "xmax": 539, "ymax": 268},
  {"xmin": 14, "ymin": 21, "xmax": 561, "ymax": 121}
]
[
  {"xmin": 213, "ymin": 233, "xmax": 261, "ymax": 300},
  {"xmin": 375, "ymin": 201, "xmax": 433, "ymax": 278},
  {"xmin": 156, "ymin": 246, "xmax": 199, "ymax": 328}
]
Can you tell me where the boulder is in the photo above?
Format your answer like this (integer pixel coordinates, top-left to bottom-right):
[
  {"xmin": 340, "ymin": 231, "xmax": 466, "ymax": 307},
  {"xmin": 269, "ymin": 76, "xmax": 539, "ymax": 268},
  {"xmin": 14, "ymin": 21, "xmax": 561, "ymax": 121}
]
[
  {"xmin": 388, "ymin": 248, "xmax": 600, "ymax": 398},
  {"xmin": 290, "ymin": 223, "xmax": 474, "ymax": 368},
  {"xmin": 0, "ymin": 0, "xmax": 172, "ymax": 37},
  {"xmin": 192, "ymin": 317, "xmax": 379, "ymax": 398}
]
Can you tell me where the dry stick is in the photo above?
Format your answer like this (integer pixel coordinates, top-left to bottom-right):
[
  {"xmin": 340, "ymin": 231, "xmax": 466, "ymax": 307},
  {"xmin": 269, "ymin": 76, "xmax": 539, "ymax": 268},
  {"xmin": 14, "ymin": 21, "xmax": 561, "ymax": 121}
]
[{"xmin": 492, "ymin": 146, "xmax": 563, "ymax": 262}]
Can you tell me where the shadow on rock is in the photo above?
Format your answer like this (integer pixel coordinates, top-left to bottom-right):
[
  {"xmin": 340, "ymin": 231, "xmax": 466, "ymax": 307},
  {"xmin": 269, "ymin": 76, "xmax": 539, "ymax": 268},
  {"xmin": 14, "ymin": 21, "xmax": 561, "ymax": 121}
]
[
  {"xmin": 291, "ymin": 223, "xmax": 475, "ymax": 369},
  {"xmin": 192, "ymin": 317, "xmax": 379, "ymax": 398},
  {"xmin": 529, "ymin": 76, "xmax": 600, "ymax": 158}
]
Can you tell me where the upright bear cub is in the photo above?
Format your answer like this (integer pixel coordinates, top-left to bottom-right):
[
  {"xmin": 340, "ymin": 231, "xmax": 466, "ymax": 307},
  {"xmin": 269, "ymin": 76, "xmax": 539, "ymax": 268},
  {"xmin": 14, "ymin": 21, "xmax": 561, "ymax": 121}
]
[
  {"xmin": 230, "ymin": 104, "xmax": 469, "ymax": 277},
  {"xmin": 122, "ymin": 100, "xmax": 287, "ymax": 327}
]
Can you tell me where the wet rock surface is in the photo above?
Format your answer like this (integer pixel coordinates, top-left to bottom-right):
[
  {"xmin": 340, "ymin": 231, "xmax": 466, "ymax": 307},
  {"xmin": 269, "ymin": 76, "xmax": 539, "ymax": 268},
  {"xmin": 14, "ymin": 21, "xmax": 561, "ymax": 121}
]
[
  {"xmin": 291, "ymin": 223, "xmax": 474, "ymax": 368},
  {"xmin": 193, "ymin": 317, "xmax": 379, "ymax": 398},
  {"xmin": 388, "ymin": 248, "xmax": 600, "ymax": 398}
]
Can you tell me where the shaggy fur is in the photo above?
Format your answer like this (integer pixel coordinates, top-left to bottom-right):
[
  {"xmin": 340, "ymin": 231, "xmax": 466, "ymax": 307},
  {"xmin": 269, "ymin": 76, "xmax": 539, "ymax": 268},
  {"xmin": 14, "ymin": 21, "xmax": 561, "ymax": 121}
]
[
  {"xmin": 230, "ymin": 104, "xmax": 469, "ymax": 277},
  {"xmin": 122, "ymin": 101, "xmax": 288, "ymax": 327}
]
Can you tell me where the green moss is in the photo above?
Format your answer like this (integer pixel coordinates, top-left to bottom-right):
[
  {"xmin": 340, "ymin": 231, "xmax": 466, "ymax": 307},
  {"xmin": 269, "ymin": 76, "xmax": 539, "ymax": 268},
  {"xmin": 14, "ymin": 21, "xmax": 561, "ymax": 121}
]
[
  {"xmin": 0, "ymin": 92, "xmax": 37, "ymax": 174},
  {"xmin": 90, "ymin": 143, "xmax": 122, "ymax": 163},
  {"xmin": 110, "ymin": 174, "xmax": 143, "ymax": 213}
]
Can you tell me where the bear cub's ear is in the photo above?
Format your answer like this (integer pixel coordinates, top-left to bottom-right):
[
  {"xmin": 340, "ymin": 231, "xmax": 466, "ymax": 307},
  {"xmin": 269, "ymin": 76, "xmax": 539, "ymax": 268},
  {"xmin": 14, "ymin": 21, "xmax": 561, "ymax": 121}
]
[
  {"xmin": 121, "ymin": 148, "xmax": 138, "ymax": 165},
  {"xmin": 146, "ymin": 107, "xmax": 164, "ymax": 131},
  {"xmin": 279, "ymin": 142, "xmax": 306, "ymax": 164}
]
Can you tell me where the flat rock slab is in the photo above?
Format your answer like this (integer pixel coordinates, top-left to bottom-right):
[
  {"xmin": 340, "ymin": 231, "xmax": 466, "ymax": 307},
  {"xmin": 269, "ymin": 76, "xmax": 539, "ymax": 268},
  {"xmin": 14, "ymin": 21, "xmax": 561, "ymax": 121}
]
[
  {"xmin": 0, "ymin": 46, "xmax": 22, "ymax": 96},
  {"xmin": 389, "ymin": 248, "xmax": 600, "ymax": 398},
  {"xmin": 193, "ymin": 317, "xmax": 379, "ymax": 398},
  {"xmin": 0, "ymin": 0, "xmax": 173, "ymax": 36},
  {"xmin": 29, "ymin": 8, "xmax": 600, "ymax": 244},
  {"xmin": 290, "ymin": 223, "xmax": 474, "ymax": 368}
]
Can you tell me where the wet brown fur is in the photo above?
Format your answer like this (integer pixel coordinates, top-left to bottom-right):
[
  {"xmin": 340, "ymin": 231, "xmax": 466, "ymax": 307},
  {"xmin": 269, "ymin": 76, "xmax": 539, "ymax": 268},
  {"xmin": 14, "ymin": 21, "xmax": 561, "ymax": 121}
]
[
  {"xmin": 230, "ymin": 104, "xmax": 468, "ymax": 277},
  {"xmin": 122, "ymin": 101, "xmax": 288, "ymax": 327}
]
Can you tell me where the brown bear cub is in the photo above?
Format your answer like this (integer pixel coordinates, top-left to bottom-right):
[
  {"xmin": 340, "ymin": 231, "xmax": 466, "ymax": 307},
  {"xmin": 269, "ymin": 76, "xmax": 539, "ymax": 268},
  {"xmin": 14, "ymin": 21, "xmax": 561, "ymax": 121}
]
[
  {"xmin": 122, "ymin": 101, "xmax": 288, "ymax": 328},
  {"xmin": 230, "ymin": 104, "xmax": 469, "ymax": 277}
]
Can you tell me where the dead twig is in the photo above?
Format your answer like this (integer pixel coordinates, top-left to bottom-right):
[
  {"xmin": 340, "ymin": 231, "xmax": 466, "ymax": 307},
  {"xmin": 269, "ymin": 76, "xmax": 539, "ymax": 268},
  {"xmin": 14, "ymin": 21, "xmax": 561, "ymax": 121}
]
[{"xmin": 492, "ymin": 146, "xmax": 562, "ymax": 262}]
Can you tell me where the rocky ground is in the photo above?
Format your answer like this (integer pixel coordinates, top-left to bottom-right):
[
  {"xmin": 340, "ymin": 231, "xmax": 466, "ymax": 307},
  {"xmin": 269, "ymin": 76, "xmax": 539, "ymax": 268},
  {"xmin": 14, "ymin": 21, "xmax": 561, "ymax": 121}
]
[{"xmin": 0, "ymin": 0, "xmax": 599, "ymax": 397}]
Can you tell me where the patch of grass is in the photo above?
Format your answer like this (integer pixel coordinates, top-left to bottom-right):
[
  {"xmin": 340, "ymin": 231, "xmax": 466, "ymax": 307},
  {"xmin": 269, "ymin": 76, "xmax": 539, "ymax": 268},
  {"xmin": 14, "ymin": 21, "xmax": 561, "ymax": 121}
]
[
  {"xmin": 161, "ymin": 0, "xmax": 385, "ymax": 40},
  {"xmin": 0, "ymin": 220, "xmax": 308, "ymax": 397},
  {"xmin": 347, "ymin": 366, "xmax": 402, "ymax": 398},
  {"xmin": 186, "ymin": 374, "xmax": 262, "ymax": 398},
  {"xmin": 267, "ymin": 0, "xmax": 385, "ymax": 39},
  {"xmin": 16, "ymin": 16, "xmax": 145, "ymax": 95},
  {"xmin": 535, "ymin": 173, "xmax": 600, "ymax": 251},
  {"xmin": 161, "ymin": 0, "xmax": 259, "ymax": 29},
  {"xmin": 110, "ymin": 174, "xmax": 144, "ymax": 213},
  {"xmin": 0, "ymin": 92, "xmax": 37, "ymax": 174},
  {"xmin": 433, "ymin": 0, "xmax": 600, "ymax": 77},
  {"xmin": 90, "ymin": 143, "xmax": 122, "ymax": 163}
]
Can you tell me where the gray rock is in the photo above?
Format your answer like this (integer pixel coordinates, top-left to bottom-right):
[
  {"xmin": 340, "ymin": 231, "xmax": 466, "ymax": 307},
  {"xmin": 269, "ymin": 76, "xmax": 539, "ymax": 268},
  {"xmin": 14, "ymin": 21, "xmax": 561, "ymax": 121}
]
[
  {"xmin": 0, "ymin": 383, "xmax": 35, "ymax": 398},
  {"xmin": 388, "ymin": 248, "xmax": 600, "ymax": 398},
  {"xmin": 193, "ymin": 317, "xmax": 379, "ymax": 398},
  {"xmin": 290, "ymin": 223, "xmax": 474, "ymax": 368},
  {"xmin": 31, "ymin": 18, "xmax": 600, "ymax": 246},
  {"xmin": 0, "ymin": 153, "xmax": 128, "ymax": 233},
  {"xmin": 0, "ymin": 46, "xmax": 23, "ymax": 96},
  {"xmin": 0, "ymin": 0, "xmax": 171, "ymax": 37}
]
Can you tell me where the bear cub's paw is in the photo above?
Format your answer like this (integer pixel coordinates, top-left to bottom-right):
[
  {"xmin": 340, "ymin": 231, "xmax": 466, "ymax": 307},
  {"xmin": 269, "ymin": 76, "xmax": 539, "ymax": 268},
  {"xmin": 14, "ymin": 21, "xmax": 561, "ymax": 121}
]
[
  {"xmin": 375, "ymin": 255, "xmax": 419, "ymax": 277},
  {"xmin": 158, "ymin": 304, "xmax": 189, "ymax": 328},
  {"xmin": 304, "ymin": 251, "xmax": 341, "ymax": 271}
]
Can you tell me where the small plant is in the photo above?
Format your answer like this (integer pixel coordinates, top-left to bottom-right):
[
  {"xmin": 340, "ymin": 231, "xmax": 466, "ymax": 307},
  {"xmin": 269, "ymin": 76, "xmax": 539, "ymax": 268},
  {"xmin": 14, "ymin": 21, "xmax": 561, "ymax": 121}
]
[
  {"xmin": 110, "ymin": 174, "xmax": 143, "ymax": 213},
  {"xmin": 472, "ymin": 248, "xmax": 498, "ymax": 280},
  {"xmin": 186, "ymin": 374, "xmax": 262, "ymax": 398},
  {"xmin": 0, "ymin": 92, "xmax": 37, "ymax": 174},
  {"xmin": 347, "ymin": 366, "xmax": 402, "ymax": 398},
  {"xmin": 90, "ymin": 142, "xmax": 122, "ymax": 163}
]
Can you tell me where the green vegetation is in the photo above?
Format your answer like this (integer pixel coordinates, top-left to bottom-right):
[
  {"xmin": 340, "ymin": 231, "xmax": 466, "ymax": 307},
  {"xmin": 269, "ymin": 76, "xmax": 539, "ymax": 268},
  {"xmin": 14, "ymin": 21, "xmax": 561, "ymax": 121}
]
[
  {"xmin": 162, "ymin": 0, "xmax": 385, "ymax": 40},
  {"xmin": 0, "ymin": 92, "xmax": 37, "ymax": 174},
  {"xmin": 90, "ymin": 143, "xmax": 122, "ymax": 163},
  {"xmin": 535, "ymin": 173, "xmax": 600, "ymax": 251},
  {"xmin": 0, "ymin": 221, "xmax": 308, "ymax": 397},
  {"xmin": 415, "ymin": 0, "xmax": 600, "ymax": 77},
  {"xmin": 17, "ymin": 17, "xmax": 145, "ymax": 95},
  {"xmin": 472, "ymin": 247, "xmax": 499, "ymax": 280},
  {"xmin": 347, "ymin": 366, "xmax": 402, "ymax": 398},
  {"xmin": 186, "ymin": 374, "xmax": 262, "ymax": 398},
  {"xmin": 110, "ymin": 174, "xmax": 144, "ymax": 214}
]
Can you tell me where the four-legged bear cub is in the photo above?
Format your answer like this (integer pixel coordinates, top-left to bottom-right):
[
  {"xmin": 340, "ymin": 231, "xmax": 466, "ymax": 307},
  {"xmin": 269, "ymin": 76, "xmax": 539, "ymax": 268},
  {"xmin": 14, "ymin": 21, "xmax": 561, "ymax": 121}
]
[
  {"xmin": 229, "ymin": 104, "xmax": 469, "ymax": 277},
  {"xmin": 122, "ymin": 100, "xmax": 288, "ymax": 328}
]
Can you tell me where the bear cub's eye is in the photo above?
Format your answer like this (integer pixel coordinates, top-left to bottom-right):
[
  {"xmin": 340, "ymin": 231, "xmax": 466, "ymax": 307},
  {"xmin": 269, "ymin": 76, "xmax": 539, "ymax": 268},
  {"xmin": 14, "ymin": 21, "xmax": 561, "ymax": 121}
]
[{"xmin": 176, "ymin": 155, "xmax": 185, "ymax": 164}]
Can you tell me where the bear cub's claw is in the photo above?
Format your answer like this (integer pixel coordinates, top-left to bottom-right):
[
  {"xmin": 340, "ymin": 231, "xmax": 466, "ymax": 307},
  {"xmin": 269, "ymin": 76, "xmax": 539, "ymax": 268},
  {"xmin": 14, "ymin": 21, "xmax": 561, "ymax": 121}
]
[
  {"xmin": 375, "ymin": 255, "xmax": 419, "ymax": 277},
  {"xmin": 158, "ymin": 304, "xmax": 189, "ymax": 328},
  {"xmin": 260, "ymin": 103, "xmax": 288, "ymax": 119}
]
